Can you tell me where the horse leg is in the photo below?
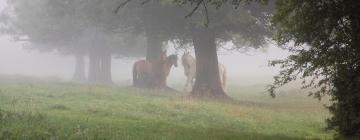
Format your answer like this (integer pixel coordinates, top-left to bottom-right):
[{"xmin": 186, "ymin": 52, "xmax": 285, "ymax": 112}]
[
  {"xmin": 133, "ymin": 64, "xmax": 138, "ymax": 87},
  {"xmin": 219, "ymin": 70, "xmax": 223, "ymax": 89},
  {"xmin": 219, "ymin": 65, "xmax": 227, "ymax": 91},
  {"xmin": 183, "ymin": 77, "xmax": 190, "ymax": 91},
  {"xmin": 190, "ymin": 76, "xmax": 195, "ymax": 91}
]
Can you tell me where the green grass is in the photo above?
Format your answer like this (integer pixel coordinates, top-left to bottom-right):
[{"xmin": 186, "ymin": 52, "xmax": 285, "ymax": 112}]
[{"xmin": 0, "ymin": 77, "xmax": 334, "ymax": 139}]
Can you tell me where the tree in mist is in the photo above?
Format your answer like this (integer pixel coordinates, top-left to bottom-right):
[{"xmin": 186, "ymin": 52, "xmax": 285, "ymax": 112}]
[
  {"xmin": 74, "ymin": 0, "xmax": 146, "ymax": 84},
  {"xmin": 3, "ymin": 0, "xmax": 88, "ymax": 81},
  {"xmin": 117, "ymin": 1, "xmax": 187, "ymax": 89},
  {"xmin": 269, "ymin": 0, "xmax": 360, "ymax": 138},
  {"xmin": 76, "ymin": 0, "xmax": 118, "ymax": 84},
  {"xmin": 176, "ymin": 1, "xmax": 272, "ymax": 98},
  {"xmin": 3, "ymin": 0, "xmax": 145, "ymax": 84},
  {"xmin": 119, "ymin": 0, "xmax": 271, "ymax": 95}
]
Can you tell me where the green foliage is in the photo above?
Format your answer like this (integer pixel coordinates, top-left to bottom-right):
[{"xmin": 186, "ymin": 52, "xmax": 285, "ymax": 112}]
[
  {"xmin": 0, "ymin": 78, "xmax": 332, "ymax": 139},
  {"xmin": 270, "ymin": 0, "xmax": 360, "ymax": 138},
  {"xmin": 327, "ymin": 65, "xmax": 360, "ymax": 138}
]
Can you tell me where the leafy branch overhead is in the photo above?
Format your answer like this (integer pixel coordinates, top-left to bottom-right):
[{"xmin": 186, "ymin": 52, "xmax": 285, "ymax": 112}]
[{"xmin": 115, "ymin": 0, "xmax": 270, "ymax": 25}]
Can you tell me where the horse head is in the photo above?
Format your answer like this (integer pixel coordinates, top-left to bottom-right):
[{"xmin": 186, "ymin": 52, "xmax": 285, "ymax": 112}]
[
  {"xmin": 168, "ymin": 54, "xmax": 178, "ymax": 67},
  {"xmin": 183, "ymin": 50, "xmax": 190, "ymax": 56}
]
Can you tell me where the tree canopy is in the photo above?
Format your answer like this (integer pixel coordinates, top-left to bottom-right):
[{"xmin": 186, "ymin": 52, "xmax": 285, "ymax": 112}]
[{"xmin": 3, "ymin": 0, "xmax": 148, "ymax": 83}]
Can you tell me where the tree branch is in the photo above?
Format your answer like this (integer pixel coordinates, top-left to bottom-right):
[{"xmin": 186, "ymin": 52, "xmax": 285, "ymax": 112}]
[
  {"xmin": 114, "ymin": 0, "xmax": 133, "ymax": 14},
  {"xmin": 202, "ymin": 0, "xmax": 209, "ymax": 27},
  {"xmin": 185, "ymin": 0, "xmax": 204, "ymax": 18}
]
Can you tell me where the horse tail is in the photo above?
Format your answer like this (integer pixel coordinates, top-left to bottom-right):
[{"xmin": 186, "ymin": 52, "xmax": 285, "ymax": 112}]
[{"xmin": 132, "ymin": 62, "xmax": 138, "ymax": 87}]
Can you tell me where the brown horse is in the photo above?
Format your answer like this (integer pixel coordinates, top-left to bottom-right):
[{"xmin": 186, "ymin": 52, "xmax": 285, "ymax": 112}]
[
  {"xmin": 133, "ymin": 51, "xmax": 177, "ymax": 88},
  {"xmin": 132, "ymin": 59, "xmax": 153, "ymax": 87},
  {"xmin": 159, "ymin": 54, "xmax": 178, "ymax": 87}
]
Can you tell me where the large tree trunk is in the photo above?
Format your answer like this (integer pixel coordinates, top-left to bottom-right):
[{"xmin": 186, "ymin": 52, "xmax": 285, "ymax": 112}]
[
  {"xmin": 88, "ymin": 49, "xmax": 101, "ymax": 83},
  {"xmin": 146, "ymin": 35, "xmax": 163, "ymax": 63},
  {"xmin": 72, "ymin": 54, "xmax": 86, "ymax": 82},
  {"xmin": 88, "ymin": 47, "xmax": 113, "ymax": 84},
  {"xmin": 139, "ymin": 1, "xmax": 167, "ymax": 89},
  {"xmin": 87, "ymin": 27, "xmax": 113, "ymax": 85},
  {"xmin": 191, "ymin": 27, "xmax": 228, "ymax": 98},
  {"xmin": 99, "ymin": 48, "xmax": 112, "ymax": 84},
  {"xmin": 146, "ymin": 35, "xmax": 165, "ymax": 89}
]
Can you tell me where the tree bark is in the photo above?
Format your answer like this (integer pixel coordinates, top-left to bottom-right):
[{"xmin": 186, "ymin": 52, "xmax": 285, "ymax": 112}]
[
  {"xmin": 191, "ymin": 27, "xmax": 228, "ymax": 98},
  {"xmin": 143, "ymin": 31, "xmax": 165, "ymax": 89},
  {"xmin": 88, "ymin": 47, "xmax": 113, "ymax": 84},
  {"xmin": 140, "ymin": 2, "xmax": 168, "ymax": 89},
  {"xmin": 88, "ymin": 49, "xmax": 101, "ymax": 83},
  {"xmin": 146, "ymin": 35, "xmax": 163, "ymax": 63},
  {"xmin": 85, "ymin": 26, "xmax": 113, "ymax": 84},
  {"xmin": 72, "ymin": 53, "xmax": 86, "ymax": 82},
  {"xmin": 99, "ymin": 48, "xmax": 113, "ymax": 84}
]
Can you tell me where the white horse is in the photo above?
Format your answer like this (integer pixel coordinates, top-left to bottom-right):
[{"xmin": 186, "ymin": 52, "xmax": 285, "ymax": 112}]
[{"xmin": 181, "ymin": 51, "xmax": 227, "ymax": 91}]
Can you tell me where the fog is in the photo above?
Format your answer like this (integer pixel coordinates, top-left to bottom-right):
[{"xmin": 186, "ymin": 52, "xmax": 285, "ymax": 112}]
[
  {"xmin": 0, "ymin": 0, "xmax": 293, "ymax": 87},
  {"xmin": 0, "ymin": 35, "xmax": 290, "ymax": 86}
]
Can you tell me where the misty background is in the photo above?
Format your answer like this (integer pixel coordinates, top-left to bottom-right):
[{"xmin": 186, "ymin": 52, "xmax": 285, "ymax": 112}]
[
  {"xmin": 0, "ymin": 0, "xmax": 291, "ymax": 87},
  {"xmin": 0, "ymin": 35, "xmax": 290, "ymax": 86}
]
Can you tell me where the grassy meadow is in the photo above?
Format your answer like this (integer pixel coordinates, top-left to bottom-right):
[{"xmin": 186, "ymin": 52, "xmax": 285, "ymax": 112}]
[{"xmin": 0, "ymin": 76, "xmax": 334, "ymax": 140}]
